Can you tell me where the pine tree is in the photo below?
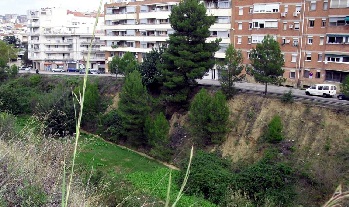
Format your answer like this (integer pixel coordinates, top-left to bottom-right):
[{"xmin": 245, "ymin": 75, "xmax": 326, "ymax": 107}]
[
  {"xmin": 161, "ymin": 0, "xmax": 220, "ymax": 104},
  {"xmin": 108, "ymin": 52, "xmax": 138, "ymax": 76},
  {"xmin": 118, "ymin": 70, "xmax": 150, "ymax": 146},
  {"xmin": 249, "ymin": 35, "xmax": 285, "ymax": 95}
]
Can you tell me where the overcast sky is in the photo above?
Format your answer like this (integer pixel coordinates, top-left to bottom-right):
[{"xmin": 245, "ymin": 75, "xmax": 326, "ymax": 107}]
[{"xmin": 0, "ymin": 0, "xmax": 108, "ymax": 15}]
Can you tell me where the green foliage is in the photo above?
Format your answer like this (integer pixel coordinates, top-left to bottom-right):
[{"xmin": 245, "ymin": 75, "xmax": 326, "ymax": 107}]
[
  {"xmin": 22, "ymin": 49, "xmax": 32, "ymax": 66},
  {"xmin": 3, "ymin": 36, "xmax": 20, "ymax": 46},
  {"xmin": 0, "ymin": 40, "xmax": 18, "ymax": 65},
  {"xmin": 217, "ymin": 44, "xmax": 244, "ymax": 99},
  {"xmin": 138, "ymin": 46, "xmax": 165, "ymax": 92},
  {"xmin": 249, "ymin": 35, "xmax": 285, "ymax": 94},
  {"xmin": 232, "ymin": 158, "xmax": 296, "ymax": 206},
  {"xmin": 189, "ymin": 89, "xmax": 229, "ymax": 145},
  {"xmin": 108, "ymin": 51, "xmax": 138, "ymax": 76},
  {"xmin": 36, "ymin": 85, "xmax": 75, "ymax": 137},
  {"xmin": 28, "ymin": 74, "xmax": 42, "ymax": 87},
  {"xmin": 280, "ymin": 90, "xmax": 294, "ymax": 103},
  {"xmin": 178, "ymin": 151, "xmax": 231, "ymax": 204},
  {"xmin": 127, "ymin": 168, "xmax": 216, "ymax": 207},
  {"xmin": 145, "ymin": 112, "xmax": 172, "ymax": 161},
  {"xmin": 263, "ymin": 115, "xmax": 284, "ymax": 143},
  {"xmin": 74, "ymin": 80, "xmax": 101, "ymax": 129},
  {"xmin": 17, "ymin": 183, "xmax": 47, "ymax": 207},
  {"xmin": 340, "ymin": 76, "xmax": 349, "ymax": 97},
  {"xmin": 98, "ymin": 109, "xmax": 122, "ymax": 141},
  {"xmin": 118, "ymin": 70, "xmax": 151, "ymax": 146},
  {"xmin": 161, "ymin": 0, "xmax": 220, "ymax": 104}
]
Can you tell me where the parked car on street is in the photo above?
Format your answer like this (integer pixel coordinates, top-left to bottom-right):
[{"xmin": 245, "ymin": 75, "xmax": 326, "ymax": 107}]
[
  {"xmin": 67, "ymin": 68, "xmax": 79, "ymax": 72},
  {"xmin": 52, "ymin": 68, "xmax": 65, "ymax": 72},
  {"xmin": 90, "ymin": 69, "xmax": 100, "ymax": 74},
  {"xmin": 305, "ymin": 84, "xmax": 337, "ymax": 98},
  {"xmin": 79, "ymin": 69, "xmax": 92, "ymax": 74},
  {"xmin": 337, "ymin": 94, "xmax": 349, "ymax": 100}
]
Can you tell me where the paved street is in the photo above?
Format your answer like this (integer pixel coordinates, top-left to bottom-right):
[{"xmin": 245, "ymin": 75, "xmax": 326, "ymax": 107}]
[{"xmin": 19, "ymin": 70, "xmax": 348, "ymax": 103}]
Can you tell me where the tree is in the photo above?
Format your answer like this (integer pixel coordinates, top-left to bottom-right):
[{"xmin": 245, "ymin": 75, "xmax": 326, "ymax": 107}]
[
  {"xmin": 340, "ymin": 76, "xmax": 349, "ymax": 97},
  {"xmin": 108, "ymin": 52, "xmax": 138, "ymax": 76},
  {"xmin": 0, "ymin": 41, "xmax": 18, "ymax": 66},
  {"xmin": 207, "ymin": 91, "xmax": 230, "ymax": 144},
  {"xmin": 3, "ymin": 36, "xmax": 19, "ymax": 46},
  {"xmin": 161, "ymin": 0, "xmax": 220, "ymax": 104},
  {"xmin": 118, "ymin": 70, "xmax": 151, "ymax": 146},
  {"xmin": 189, "ymin": 88, "xmax": 229, "ymax": 145},
  {"xmin": 22, "ymin": 49, "xmax": 32, "ymax": 66},
  {"xmin": 145, "ymin": 112, "xmax": 172, "ymax": 161},
  {"xmin": 138, "ymin": 46, "xmax": 165, "ymax": 92},
  {"xmin": 249, "ymin": 35, "xmax": 285, "ymax": 95},
  {"xmin": 217, "ymin": 44, "xmax": 244, "ymax": 99}
]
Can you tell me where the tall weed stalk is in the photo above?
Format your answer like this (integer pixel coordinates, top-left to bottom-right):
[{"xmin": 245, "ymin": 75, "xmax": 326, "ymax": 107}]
[{"xmin": 63, "ymin": 1, "xmax": 103, "ymax": 206}]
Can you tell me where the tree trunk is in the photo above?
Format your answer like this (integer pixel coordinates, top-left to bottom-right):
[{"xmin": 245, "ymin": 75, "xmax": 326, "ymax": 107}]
[{"xmin": 264, "ymin": 82, "xmax": 267, "ymax": 95}]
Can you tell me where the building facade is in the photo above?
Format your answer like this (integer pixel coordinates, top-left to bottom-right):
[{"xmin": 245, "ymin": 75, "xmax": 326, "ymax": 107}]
[
  {"xmin": 234, "ymin": 0, "xmax": 349, "ymax": 87},
  {"xmin": 102, "ymin": 0, "xmax": 232, "ymax": 78},
  {"xmin": 27, "ymin": 7, "xmax": 106, "ymax": 72}
]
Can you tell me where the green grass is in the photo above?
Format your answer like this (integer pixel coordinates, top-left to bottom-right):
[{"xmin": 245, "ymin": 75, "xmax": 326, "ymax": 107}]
[{"xmin": 76, "ymin": 133, "xmax": 163, "ymax": 175}]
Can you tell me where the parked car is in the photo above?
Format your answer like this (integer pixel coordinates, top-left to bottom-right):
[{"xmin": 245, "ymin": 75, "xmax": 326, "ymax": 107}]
[
  {"xmin": 305, "ymin": 84, "xmax": 337, "ymax": 97},
  {"xmin": 79, "ymin": 69, "xmax": 92, "ymax": 74},
  {"xmin": 337, "ymin": 94, "xmax": 349, "ymax": 100},
  {"xmin": 90, "ymin": 69, "xmax": 100, "ymax": 74},
  {"xmin": 67, "ymin": 68, "xmax": 79, "ymax": 72},
  {"xmin": 52, "ymin": 68, "xmax": 65, "ymax": 72}
]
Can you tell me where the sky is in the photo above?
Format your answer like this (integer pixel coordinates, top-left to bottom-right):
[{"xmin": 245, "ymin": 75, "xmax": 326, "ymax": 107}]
[{"xmin": 0, "ymin": 0, "xmax": 109, "ymax": 15}]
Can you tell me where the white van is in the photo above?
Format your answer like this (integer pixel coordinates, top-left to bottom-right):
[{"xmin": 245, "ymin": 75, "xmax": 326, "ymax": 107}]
[
  {"xmin": 90, "ymin": 69, "xmax": 100, "ymax": 74},
  {"xmin": 305, "ymin": 84, "xmax": 337, "ymax": 97}
]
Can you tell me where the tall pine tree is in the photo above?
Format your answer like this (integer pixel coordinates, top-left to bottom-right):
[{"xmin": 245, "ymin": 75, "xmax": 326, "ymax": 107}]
[
  {"xmin": 118, "ymin": 70, "xmax": 150, "ymax": 146},
  {"xmin": 161, "ymin": 0, "xmax": 220, "ymax": 104}
]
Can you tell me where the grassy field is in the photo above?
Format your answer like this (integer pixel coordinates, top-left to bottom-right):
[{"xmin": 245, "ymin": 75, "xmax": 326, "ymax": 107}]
[{"xmin": 75, "ymin": 134, "xmax": 215, "ymax": 207}]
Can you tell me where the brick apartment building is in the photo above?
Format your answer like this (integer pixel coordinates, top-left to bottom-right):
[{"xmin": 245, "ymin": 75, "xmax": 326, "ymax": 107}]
[{"xmin": 103, "ymin": 0, "xmax": 349, "ymax": 87}]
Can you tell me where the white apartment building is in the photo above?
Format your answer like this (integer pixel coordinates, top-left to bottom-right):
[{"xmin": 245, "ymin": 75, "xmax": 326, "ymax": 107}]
[
  {"xmin": 27, "ymin": 7, "xmax": 106, "ymax": 71},
  {"xmin": 102, "ymin": 0, "xmax": 232, "ymax": 78}
]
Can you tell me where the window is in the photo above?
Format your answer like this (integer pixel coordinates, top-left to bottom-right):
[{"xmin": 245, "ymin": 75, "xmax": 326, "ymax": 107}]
[
  {"xmin": 284, "ymin": 5, "xmax": 288, "ymax": 13},
  {"xmin": 291, "ymin": 54, "xmax": 297, "ymax": 62},
  {"xmin": 247, "ymin": 51, "xmax": 250, "ymax": 59},
  {"xmin": 323, "ymin": 1, "xmax": 328, "ymax": 10},
  {"xmin": 238, "ymin": 23, "xmax": 242, "ymax": 30},
  {"xmin": 248, "ymin": 36, "xmax": 252, "ymax": 44},
  {"xmin": 282, "ymin": 38, "xmax": 286, "ymax": 44},
  {"xmin": 253, "ymin": 3, "xmax": 280, "ymax": 13},
  {"xmin": 330, "ymin": 0, "xmax": 348, "ymax": 8},
  {"xmin": 249, "ymin": 22, "xmax": 252, "ymax": 30},
  {"xmin": 237, "ymin": 36, "xmax": 242, "ymax": 44},
  {"xmin": 322, "ymin": 19, "xmax": 326, "ymax": 27},
  {"xmin": 308, "ymin": 37, "xmax": 313, "ymax": 44},
  {"xmin": 316, "ymin": 71, "xmax": 321, "ymax": 78},
  {"xmin": 252, "ymin": 35, "xmax": 265, "ymax": 43},
  {"xmin": 249, "ymin": 7, "xmax": 253, "ymax": 13},
  {"xmin": 290, "ymin": 71, "xmax": 296, "ymax": 79},
  {"xmin": 293, "ymin": 39, "xmax": 299, "ymax": 46},
  {"xmin": 309, "ymin": 20, "xmax": 315, "ymax": 27},
  {"xmin": 283, "ymin": 22, "xmax": 287, "ymax": 30},
  {"xmin": 294, "ymin": 22, "xmax": 300, "ymax": 30},
  {"xmin": 310, "ymin": 1, "xmax": 316, "ymax": 10},
  {"xmin": 296, "ymin": 5, "xmax": 301, "ymax": 13},
  {"xmin": 306, "ymin": 53, "xmax": 312, "ymax": 61},
  {"xmin": 304, "ymin": 70, "xmax": 310, "ymax": 78},
  {"xmin": 318, "ymin": 53, "xmax": 323, "ymax": 61},
  {"xmin": 211, "ymin": 31, "xmax": 217, "ymax": 36},
  {"xmin": 239, "ymin": 7, "xmax": 243, "ymax": 15},
  {"xmin": 320, "ymin": 36, "xmax": 324, "ymax": 45}
]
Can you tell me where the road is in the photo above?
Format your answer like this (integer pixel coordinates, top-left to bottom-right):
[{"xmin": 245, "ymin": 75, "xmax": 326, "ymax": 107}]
[{"xmin": 19, "ymin": 70, "xmax": 348, "ymax": 104}]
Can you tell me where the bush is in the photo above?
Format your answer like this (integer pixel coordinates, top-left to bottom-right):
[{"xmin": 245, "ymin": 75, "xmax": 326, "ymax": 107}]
[
  {"xmin": 232, "ymin": 159, "xmax": 296, "ymax": 206},
  {"xmin": 264, "ymin": 115, "xmax": 283, "ymax": 143},
  {"xmin": 98, "ymin": 109, "xmax": 122, "ymax": 142},
  {"xmin": 280, "ymin": 90, "xmax": 294, "ymax": 103},
  {"xmin": 145, "ymin": 112, "xmax": 172, "ymax": 161},
  {"xmin": 178, "ymin": 150, "xmax": 232, "ymax": 205}
]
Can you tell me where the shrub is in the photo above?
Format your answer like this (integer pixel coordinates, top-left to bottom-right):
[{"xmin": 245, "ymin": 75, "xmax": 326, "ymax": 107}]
[
  {"xmin": 280, "ymin": 90, "xmax": 294, "ymax": 104},
  {"xmin": 232, "ymin": 159, "xmax": 296, "ymax": 206},
  {"xmin": 264, "ymin": 115, "xmax": 283, "ymax": 143},
  {"xmin": 178, "ymin": 150, "xmax": 232, "ymax": 204},
  {"xmin": 98, "ymin": 109, "xmax": 122, "ymax": 142},
  {"xmin": 145, "ymin": 112, "xmax": 172, "ymax": 161}
]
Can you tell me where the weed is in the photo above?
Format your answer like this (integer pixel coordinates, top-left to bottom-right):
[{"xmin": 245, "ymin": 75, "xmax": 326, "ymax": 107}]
[{"xmin": 280, "ymin": 90, "xmax": 294, "ymax": 104}]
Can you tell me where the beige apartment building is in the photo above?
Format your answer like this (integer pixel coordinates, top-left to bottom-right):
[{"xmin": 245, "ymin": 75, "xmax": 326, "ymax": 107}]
[{"xmin": 103, "ymin": 0, "xmax": 349, "ymax": 87}]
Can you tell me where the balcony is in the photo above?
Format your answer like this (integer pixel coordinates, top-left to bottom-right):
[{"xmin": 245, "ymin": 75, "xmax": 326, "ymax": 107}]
[
  {"xmin": 45, "ymin": 48, "xmax": 73, "ymax": 53},
  {"xmin": 45, "ymin": 57, "xmax": 73, "ymax": 61},
  {"xmin": 44, "ymin": 40, "xmax": 73, "ymax": 45},
  {"xmin": 28, "ymin": 22, "xmax": 40, "ymax": 27}
]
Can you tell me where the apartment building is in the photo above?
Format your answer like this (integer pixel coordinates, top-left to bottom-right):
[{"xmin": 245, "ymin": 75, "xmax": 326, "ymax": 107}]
[
  {"xmin": 234, "ymin": 0, "xmax": 349, "ymax": 87},
  {"xmin": 27, "ymin": 7, "xmax": 106, "ymax": 71},
  {"xmin": 102, "ymin": 0, "xmax": 232, "ymax": 77}
]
